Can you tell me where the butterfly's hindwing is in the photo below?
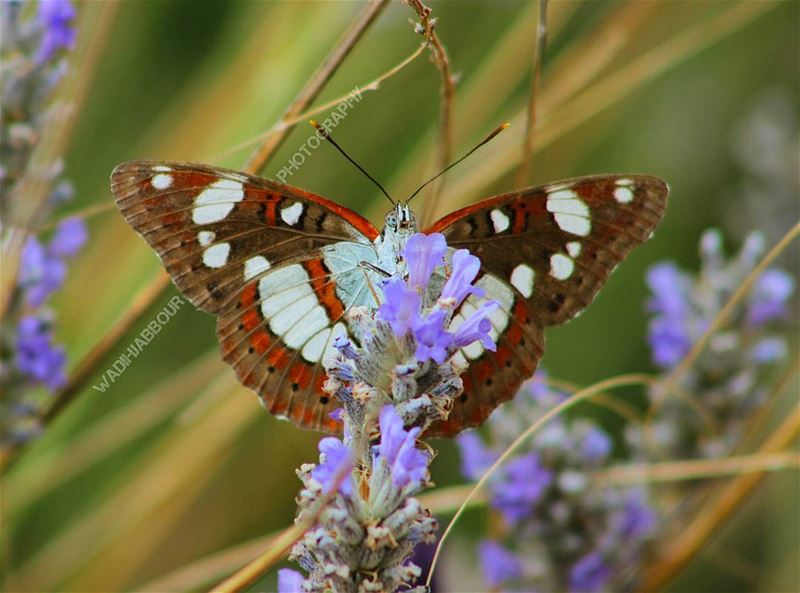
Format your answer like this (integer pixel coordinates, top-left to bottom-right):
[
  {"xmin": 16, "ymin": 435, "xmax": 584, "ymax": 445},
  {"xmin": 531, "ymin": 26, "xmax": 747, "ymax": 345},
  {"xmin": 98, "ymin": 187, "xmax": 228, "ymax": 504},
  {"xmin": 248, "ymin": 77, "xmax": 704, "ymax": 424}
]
[
  {"xmin": 427, "ymin": 174, "xmax": 668, "ymax": 436},
  {"xmin": 112, "ymin": 161, "xmax": 380, "ymax": 432}
]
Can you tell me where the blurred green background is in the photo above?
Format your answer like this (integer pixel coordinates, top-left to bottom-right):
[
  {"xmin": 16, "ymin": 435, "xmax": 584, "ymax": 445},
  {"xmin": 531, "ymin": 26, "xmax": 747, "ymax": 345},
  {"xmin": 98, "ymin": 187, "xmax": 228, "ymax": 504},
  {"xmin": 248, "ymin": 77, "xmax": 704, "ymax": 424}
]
[{"xmin": 2, "ymin": 1, "xmax": 798, "ymax": 592}]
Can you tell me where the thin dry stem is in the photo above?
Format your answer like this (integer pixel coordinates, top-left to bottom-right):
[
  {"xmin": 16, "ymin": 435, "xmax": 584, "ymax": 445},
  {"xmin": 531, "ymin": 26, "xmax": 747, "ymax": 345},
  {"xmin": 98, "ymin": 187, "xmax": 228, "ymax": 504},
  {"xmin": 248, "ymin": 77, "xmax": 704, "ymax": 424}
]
[
  {"xmin": 516, "ymin": 0, "xmax": 549, "ymax": 186},
  {"xmin": 640, "ymin": 406, "xmax": 800, "ymax": 591},
  {"xmin": 243, "ymin": 0, "xmax": 389, "ymax": 175},
  {"xmin": 210, "ymin": 42, "xmax": 426, "ymax": 164},
  {"xmin": 426, "ymin": 373, "xmax": 655, "ymax": 588},
  {"xmin": 598, "ymin": 452, "xmax": 799, "ymax": 486},
  {"xmin": 406, "ymin": 0, "xmax": 456, "ymax": 224}
]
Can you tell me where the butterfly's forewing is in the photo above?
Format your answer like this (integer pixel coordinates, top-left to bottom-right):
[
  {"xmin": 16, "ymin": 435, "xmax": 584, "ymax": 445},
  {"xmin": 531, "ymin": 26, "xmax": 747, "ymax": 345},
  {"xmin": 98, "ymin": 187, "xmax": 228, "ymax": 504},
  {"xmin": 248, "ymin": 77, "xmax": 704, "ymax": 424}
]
[
  {"xmin": 112, "ymin": 161, "xmax": 380, "ymax": 431},
  {"xmin": 426, "ymin": 175, "xmax": 669, "ymax": 436}
]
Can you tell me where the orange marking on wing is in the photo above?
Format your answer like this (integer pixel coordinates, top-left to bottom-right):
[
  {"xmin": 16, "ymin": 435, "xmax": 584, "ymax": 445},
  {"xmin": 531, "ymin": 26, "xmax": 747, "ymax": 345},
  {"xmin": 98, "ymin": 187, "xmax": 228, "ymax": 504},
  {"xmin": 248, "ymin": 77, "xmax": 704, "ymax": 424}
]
[
  {"xmin": 162, "ymin": 212, "xmax": 182, "ymax": 225},
  {"xmin": 494, "ymin": 345, "xmax": 512, "ymax": 367},
  {"xmin": 289, "ymin": 361, "xmax": 313, "ymax": 389},
  {"xmin": 505, "ymin": 300, "xmax": 528, "ymax": 346},
  {"xmin": 249, "ymin": 330, "xmax": 271, "ymax": 354},
  {"xmin": 267, "ymin": 345, "xmax": 290, "ymax": 368},
  {"xmin": 303, "ymin": 258, "xmax": 344, "ymax": 320},
  {"xmin": 177, "ymin": 171, "xmax": 217, "ymax": 188},
  {"xmin": 270, "ymin": 395, "xmax": 289, "ymax": 416},
  {"xmin": 240, "ymin": 283, "xmax": 260, "ymax": 330}
]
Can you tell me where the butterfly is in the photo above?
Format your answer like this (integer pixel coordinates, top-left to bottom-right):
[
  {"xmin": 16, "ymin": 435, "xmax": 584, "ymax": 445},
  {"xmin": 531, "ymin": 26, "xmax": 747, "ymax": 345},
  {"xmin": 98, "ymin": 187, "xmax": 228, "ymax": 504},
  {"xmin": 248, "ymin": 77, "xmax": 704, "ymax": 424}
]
[{"xmin": 111, "ymin": 160, "xmax": 668, "ymax": 437}]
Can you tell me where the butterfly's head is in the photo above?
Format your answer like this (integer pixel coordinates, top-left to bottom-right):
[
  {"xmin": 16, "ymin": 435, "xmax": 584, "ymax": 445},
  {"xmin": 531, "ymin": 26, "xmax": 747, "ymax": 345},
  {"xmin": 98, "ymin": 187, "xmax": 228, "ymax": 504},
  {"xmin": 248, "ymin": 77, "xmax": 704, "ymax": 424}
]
[
  {"xmin": 381, "ymin": 202, "xmax": 418, "ymax": 257},
  {"xmin": 384, "ymin": 202, "xmax": 418, "ymax": 235}
]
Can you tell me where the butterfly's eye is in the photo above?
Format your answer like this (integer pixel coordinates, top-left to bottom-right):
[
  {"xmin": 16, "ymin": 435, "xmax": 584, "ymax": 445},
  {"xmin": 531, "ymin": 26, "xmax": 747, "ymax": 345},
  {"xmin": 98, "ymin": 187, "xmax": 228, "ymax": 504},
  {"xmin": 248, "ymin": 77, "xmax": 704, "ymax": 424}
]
[{"xmin": 385, "ymin": 211, "xmax": 398, "ymax": 230}]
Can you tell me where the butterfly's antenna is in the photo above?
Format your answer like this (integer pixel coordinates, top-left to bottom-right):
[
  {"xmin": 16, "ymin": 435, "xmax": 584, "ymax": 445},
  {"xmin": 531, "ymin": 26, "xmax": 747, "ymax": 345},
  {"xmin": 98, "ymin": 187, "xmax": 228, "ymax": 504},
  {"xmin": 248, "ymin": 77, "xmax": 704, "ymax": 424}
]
[
  {"xmin": 406, "ymin": 123, "xmax": 510, "ymax": 204},
  {"xmin": 310, "ymin": 120, "xmax": 395, "ymax": 206}
]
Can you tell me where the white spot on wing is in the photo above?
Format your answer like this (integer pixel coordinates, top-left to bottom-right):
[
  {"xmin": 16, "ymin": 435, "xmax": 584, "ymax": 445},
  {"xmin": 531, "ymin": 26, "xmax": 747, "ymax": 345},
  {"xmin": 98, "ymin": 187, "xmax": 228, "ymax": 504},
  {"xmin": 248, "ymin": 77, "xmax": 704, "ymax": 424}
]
[
  {"xmin": 284, "ymin": 306, "xmax": 329, "ymax": 349},
  {"xmin": 281, "ymin": 202, "xmax": 304, "ymax": 226},
  {"xmin": 550, "ymin": 253, "xmax": 574, "ymax": 280},
  {"xmin": 510, "ymin": 264, "xmax": 535, "ymax": 297},
  {"xmin": 302, "ymin": 328, "xmax": 331, "ymax": 362},
  {"xmin": 198, "ymin": 231, "xmax": 215, "ymax": 247},
  {"xmin": 192, "ymin": 179, "xmax": 244, "ymax": 224},
  {"xmin": 547, "ymin": 192, "xmax": 591, "ymax": 236},
  {"xmin": 554, "ymin": 213, "xmax": 591, "ymax": 236},
  {"xmin": 490, "ymin": 209, "xmax": 510, "ymax": 233},
  {"xmin": 153, "ymin": 165, "xmax": 171, "ymax": 172},
  {"xmin": 566, "ymin": 241, "xmax": 582, "ymax": 258},
  {"xmin": 463, "ymin": 341, "xmax": 484, "ymax": 360},
  {"xmin": 152, "ymin": 174, "xmax": 173, "ymax": 189},
  {"xmin": 259, "ymin": 265, "xmax": 313, "ymax": 318},
  {"xmin": 614, "ymin": 186, "xmax": 634, "ymax": 203},
  {"xmin": 270, "ymin": 294, "xmax": 317, "ymax": 335},
  {"xmin": 244, "ymin": 256, "xmax": 271, "ymax": 280},
  {"xmin": 202, "ymin": 242, "xmax": 230, "ymax": 268}
]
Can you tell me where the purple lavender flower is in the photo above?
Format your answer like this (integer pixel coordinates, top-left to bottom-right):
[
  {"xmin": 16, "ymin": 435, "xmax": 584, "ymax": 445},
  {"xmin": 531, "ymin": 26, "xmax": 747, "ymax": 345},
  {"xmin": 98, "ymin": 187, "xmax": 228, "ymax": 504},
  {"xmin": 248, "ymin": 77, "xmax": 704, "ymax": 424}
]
[
  {"xmin": 404, "ymin": 233, "xmax": 447, "ymax": 290},
  {"xmin": 15, "ymin": 315, "xmax": 67, "ymax": 390},
  {"xmin": 440, "ymin": 249, "xmax": 484, "ymax": 307},
  {"xmin": 277, "ymin": 568, "xmax": 305, "ymax": 593},
  {"xmin": 646, "ymin": 263, "xmax": 690, "ymax": 316},
  {"xmin": 19, "ymin": 236, "xmax": 67, "ymax": 307},
  {"xmin": 455, "ymin": 432, "xmax": 497, "ymax": 481},
  {"xmin": 49, "ymin": 217, "xmax": 87, "ymax": 258},
  {"xmin": 569, "ymin": 552, "xmax": 612, "ymax": 593},
  {"xmin": 581, "ymin": 427, "xmax": 612, "ymax": 462},
  {"xmin": 615, "ymin": 492, "xmax": 657, "ymax": 540},
  {"xmin": 491, "ymin": 451, "xmax": 552, "ymax": 523},
  {"xmin": 413, "ymin": 310, "xmax": 452, "ymax": 364},
  {"xmin": 377, "ymin": 277, "xmax": 421, "ymax": 336},
  {"xmin": 747, "ymin": 269, "xmax": 794, "ymax": 326},
  {"xmin": 375, "ymin": 406, "xmax": 429, "ymax": 489},
  {"xmin": 452, "ymin": 301, "xmax": 498, "ymax": 351},
  {"xmin": 35, "ymin": 0, "xmax": 77, "ymax": 64},
  {"xmin": 311, "ymin": 437, "xmax": 354, "ymax": 495},
  {"xmin": 479, "ymin": 540, "xmax": 522, "ymax": 588}
]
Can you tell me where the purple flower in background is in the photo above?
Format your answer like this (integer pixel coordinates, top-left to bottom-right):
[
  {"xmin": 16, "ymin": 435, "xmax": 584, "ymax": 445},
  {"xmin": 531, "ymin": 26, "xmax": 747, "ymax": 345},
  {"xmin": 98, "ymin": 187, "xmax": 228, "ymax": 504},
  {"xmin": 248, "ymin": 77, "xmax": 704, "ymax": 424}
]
[
  {"xmin": 747, "ymin": 269, "xmax": 794, "ymax": 326},
  {"xmin": 15, "ymin": 316, "xmax": 67, "ymax": 390},
  {"xmin": 616, "ymin": 492, "xmax": 657, "ymax": 540},
  {"xmin": 413, "ymin": 310, "xmax": 452, "ymax": 364},
  {"xmin": 277, "ymin": 568, "xmax": 305, "ymax": 593},
  {"xmin": 378, "ymin": 277, "xmax": 421, "ymax": 336},
  {"xmin": 440, "ymin": 249, "xmax": 484, "ymax": 307},
  {"xmin": 491, "ymin": 451, "xmax": 552, "ymax": 522},
  {"xmin": 452, "ymin": 301, "xmax": 498, "ymax": 351},
  {"xmin": 750, "ymin": 337, "xmax": 787, "ymax": 363},
  {"xmin": 49, "ymin": 217, "xmax": 87, "ymax": 258},
  {"xmin": 569, "ymin": 552, "xmax": 612, "ymax": 593},
  {"xmin": 582, "ymin": 427, "xmax": 612, "ymax": 461},
  {"xmin": 455, "ymin": 432, "xmax": 497, "ymax": 481},
  {"xmin": 35, "ymin": 0, "xmax": 77, "ymax": 64},
  {"xmin": 647, "ymin": 317, "xmax": 692, "ymax": 368},
  {"xmin": 479, "ymin": 540, "xmax": 522, "ymax": 588},
  {"xmin": 375, "ymin": 406, "xmax": 428, "ymax": 489},
  {"xmin": 311, "ymin": 437, "xmax": 354, "ymax": 495},
  {"xmin": 19, "ymin": 236, "xmax": 67, "ymax": 307},
  {"xmin": 646, "ymin": 263, "xmax": 690, "ymax": 316},
  {"xmin": 404, "ymin": 233, "xmax": 447, "ymax": 290}
]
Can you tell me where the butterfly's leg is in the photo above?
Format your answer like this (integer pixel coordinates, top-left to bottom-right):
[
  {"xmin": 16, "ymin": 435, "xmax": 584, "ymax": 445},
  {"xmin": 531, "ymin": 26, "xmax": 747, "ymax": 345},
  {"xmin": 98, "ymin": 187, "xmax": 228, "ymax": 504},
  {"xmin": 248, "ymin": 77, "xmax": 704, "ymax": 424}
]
[{"xmin": 358, "ymin": 260, "xmax": 391, "ymax": 306}]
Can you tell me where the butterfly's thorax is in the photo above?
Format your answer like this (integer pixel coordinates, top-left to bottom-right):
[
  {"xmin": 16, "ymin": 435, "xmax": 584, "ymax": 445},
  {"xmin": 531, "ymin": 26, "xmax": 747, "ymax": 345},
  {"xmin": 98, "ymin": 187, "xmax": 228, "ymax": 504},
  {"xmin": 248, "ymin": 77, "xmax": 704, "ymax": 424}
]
[{"xmin": 374, "ymin": 202, "xmax": 418, "ymax": 277}]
